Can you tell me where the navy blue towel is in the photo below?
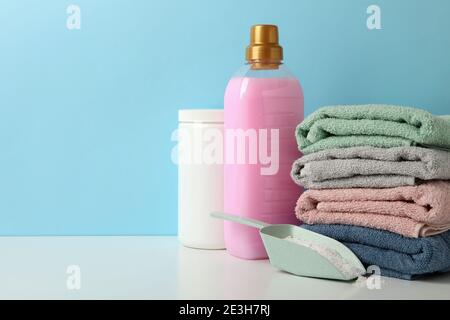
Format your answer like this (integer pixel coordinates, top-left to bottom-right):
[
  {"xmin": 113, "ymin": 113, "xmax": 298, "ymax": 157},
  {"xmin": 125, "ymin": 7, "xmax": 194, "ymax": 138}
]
[{"xmin": 302, "ymin": 224, "xmax": 450, "ymax": 280}]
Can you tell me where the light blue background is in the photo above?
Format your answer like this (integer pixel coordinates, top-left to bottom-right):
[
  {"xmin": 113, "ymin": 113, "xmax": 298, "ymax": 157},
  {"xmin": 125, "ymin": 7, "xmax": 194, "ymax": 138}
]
[{"xmin": 1, "ymin": 0, "xmax": 449, "ymax": 235}]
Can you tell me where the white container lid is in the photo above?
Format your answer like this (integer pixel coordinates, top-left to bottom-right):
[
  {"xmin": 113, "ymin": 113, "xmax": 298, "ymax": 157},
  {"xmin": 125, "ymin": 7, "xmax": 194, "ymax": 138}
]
[{"xmin": 179, "ymin": 109, "xmax": 224, "ymax": 123}]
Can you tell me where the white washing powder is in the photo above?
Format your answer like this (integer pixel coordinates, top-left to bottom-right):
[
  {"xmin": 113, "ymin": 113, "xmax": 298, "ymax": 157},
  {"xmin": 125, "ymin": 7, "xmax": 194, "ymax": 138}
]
[{"xmin": 284, "ymin": 235, "xmax": 365, "ymax": 280}]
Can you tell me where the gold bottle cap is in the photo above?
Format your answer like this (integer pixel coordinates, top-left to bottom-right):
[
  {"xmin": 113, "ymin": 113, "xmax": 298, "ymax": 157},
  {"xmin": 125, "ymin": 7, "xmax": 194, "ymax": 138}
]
[{"xmin": 246, "ymin": 25, "xmax": 283, "ymax": 69}]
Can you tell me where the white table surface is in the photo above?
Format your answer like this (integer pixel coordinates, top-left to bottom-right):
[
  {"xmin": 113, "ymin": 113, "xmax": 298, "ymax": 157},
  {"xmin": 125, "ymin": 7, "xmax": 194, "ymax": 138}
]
[{"xmin": 0, "ymin": 236, "xmax": 449, "ymax": 300}]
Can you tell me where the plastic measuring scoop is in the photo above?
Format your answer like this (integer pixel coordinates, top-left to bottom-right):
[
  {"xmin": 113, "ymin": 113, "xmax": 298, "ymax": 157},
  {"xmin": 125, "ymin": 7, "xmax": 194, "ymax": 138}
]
[{"xmin": 211, "ymin": 212, "xmax": 366, "ymax": 281}]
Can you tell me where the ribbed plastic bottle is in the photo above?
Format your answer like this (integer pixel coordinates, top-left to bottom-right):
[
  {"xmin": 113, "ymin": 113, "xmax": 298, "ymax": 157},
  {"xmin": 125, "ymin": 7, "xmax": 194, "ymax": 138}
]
[{"xmin": 224, "ymin": 25, "xmax": 304, "ymax": 259}]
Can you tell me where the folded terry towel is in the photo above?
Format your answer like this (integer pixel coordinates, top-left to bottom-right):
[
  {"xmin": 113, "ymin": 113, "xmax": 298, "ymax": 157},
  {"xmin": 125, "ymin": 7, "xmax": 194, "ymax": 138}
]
[
  {"xmin": 291, "ymin": 146, "xmax": 450, "ymax": 189},
  {"xmin": 295, "ymin": 181, "xmax": 450, "ymax": 238},
  {"xmin": 302, "ymin": 224, "xmax": 450, "ymax": 280},
  {"xmin": 296, "ymin": 105, "xmax": 450, "ymax": 154}
]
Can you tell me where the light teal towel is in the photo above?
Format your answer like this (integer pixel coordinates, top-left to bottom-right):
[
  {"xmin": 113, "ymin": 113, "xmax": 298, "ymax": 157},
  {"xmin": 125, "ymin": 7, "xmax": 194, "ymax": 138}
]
[{"xmin": 296, "ymin": 105, "xmax": 450, "ymax": 154}]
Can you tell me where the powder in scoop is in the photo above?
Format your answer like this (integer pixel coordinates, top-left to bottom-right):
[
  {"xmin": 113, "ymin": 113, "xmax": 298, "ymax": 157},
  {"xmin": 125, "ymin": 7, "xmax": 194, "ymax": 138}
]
[{"xmin": 284, "ymin": 235, "xmax": 365, "ymax": 280}]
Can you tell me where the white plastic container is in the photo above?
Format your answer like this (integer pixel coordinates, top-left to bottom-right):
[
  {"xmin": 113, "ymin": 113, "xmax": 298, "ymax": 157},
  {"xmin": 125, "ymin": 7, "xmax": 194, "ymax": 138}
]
[{"xmin": 177, "ymin": 109, "xmax": 225, "ymax": 249}]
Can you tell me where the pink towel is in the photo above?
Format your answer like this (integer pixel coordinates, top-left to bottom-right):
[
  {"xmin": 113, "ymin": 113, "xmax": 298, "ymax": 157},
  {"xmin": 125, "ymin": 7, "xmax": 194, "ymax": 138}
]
[{"xmin": 295, "ymin": 181, "xmax": 450, "ymax": 238}]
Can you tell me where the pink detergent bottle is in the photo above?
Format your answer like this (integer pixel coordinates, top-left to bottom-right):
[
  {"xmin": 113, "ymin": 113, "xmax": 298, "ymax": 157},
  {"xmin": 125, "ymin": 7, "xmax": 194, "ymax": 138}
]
[{"xmin": 224, "ymin": 25, "xmax": 304, "ymax": 259}]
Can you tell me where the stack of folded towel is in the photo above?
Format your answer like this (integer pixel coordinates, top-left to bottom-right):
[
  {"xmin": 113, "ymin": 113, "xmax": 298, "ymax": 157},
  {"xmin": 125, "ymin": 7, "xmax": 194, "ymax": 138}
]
[{"xmin": 290, "ymin": 104, "xmax": 450, "ymax": 280}]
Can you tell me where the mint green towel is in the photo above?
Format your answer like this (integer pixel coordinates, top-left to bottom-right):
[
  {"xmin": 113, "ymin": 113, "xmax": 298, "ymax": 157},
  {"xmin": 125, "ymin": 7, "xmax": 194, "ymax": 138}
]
[{"xmin": 296, "ymin": 105, "xmax": 450, "ymax": 154}]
